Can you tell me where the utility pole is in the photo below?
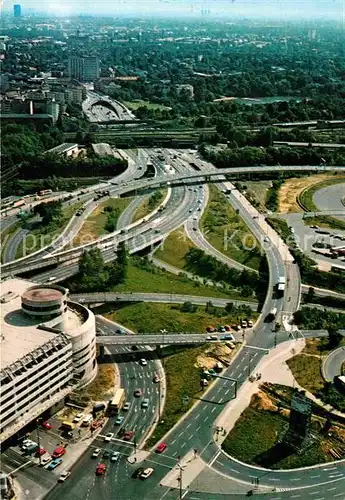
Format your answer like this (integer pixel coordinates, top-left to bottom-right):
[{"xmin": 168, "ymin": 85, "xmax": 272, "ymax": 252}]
[
  {"xmin": 176, "ymin": 462, "xmax": 185, "ymax": 500},
  {"xmin": 36, "ymin": 419, "xmax": 41, "ymax": 465}
]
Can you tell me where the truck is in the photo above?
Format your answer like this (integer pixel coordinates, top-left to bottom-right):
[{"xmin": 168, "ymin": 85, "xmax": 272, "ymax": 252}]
[{"xmin": 276, "ymin": 276, "xmax": 286, "ymax": 295}]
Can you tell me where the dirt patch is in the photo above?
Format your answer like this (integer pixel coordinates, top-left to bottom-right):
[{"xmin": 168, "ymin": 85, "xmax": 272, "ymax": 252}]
[
  {"xmin": 195, "ymin": 343, "xmax": 238, "ymax": 369},
  {"xmin": 251, "ymin": 391, "xmax": 277, "ymax": 411},
  {"xmin": 278, "ymin": 174, "xmax": 342, "ymax": 213}
]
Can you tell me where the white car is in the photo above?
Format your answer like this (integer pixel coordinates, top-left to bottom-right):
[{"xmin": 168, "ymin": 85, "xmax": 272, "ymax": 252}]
[
  {"xmin": 58, "ymin": 471, "xmax": 71, "ymax": 482},
  {"xmin": 104, "ymin": 432, "xmax": 114, "ymax": 442},
  {"xmin": 110, "ymin": 451, "xmax": 120, "ymax": 462},
  {"xmin": 92, "ymin": 448, "xmax": 101, "ymax": 458},
  {"xmin": 73, "ymin": 413, "xmax": 83, "ymax": 423},
  {"xmin": 140, "ymin": 359, "xmax": 147, "ymax": 366},
  {"xmin": 40, "ymin": 455, "xmax": 52, "ymax": 467},
  {"xmin": 140, "ymin": 467, "xmax": 154, "ymax": 479},
  {"xmin": 122, "ymin": 402, "xmax": 131, "ymax": 411}
]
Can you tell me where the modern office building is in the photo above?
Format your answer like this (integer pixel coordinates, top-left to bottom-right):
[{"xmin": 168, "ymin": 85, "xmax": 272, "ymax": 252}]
[
  {"xmin": 68, "ymin": 56, "xmax": 100, "ymax": 82},
  {"xmin": 13, "ymin": 4, "xmax": 21, "ymax": 18},
  {"xmin": 0, "ymin": 279, "xmax": 97, "ymax": 443}
]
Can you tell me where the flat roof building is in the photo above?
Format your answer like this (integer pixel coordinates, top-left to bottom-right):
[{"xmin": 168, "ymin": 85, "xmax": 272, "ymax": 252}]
[
  {"xmin": 0, "ymin": 278, "xmax": 97, "ymax": 443},
  {"xmin": 46, "ymin": 143, "xmax": 79, "ymax": 157}
]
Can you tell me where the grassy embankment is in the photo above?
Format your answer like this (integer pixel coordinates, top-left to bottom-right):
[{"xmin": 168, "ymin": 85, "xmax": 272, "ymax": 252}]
[
  {"xmin": 105, "ymin": 302, "xmax": 258, "ymax": 334},
  {"xmin": 110, "ymin": 257, "xmax": 249, "ymax": 301},
  {"xmin": 298, "ymin": 177, "xmax": 345, "ymax": 231},
  {"xmin": 15, "ymin": 201, "xmax": 85, "ymax": 259},
  {"xmin": 72, "ymin": 197, "xmax": 133, "ymax": 247},
  {"xmin": 222, "ymin": 393, "xmax": 335, "ymax": 469},
  {"xmin": 1, "ymin": 222, "xmax": 20, "ymax": 263},
  {"xmin": 201, "ymin": 185, "xmax": 262, "ymax": 270},
  {"xmin": 124, "ymin": 100, "xmax": 172, "ymax": 111},
  {"xmin": 155, "ymin": 226, "xmax": 196, "ymax": 269}
]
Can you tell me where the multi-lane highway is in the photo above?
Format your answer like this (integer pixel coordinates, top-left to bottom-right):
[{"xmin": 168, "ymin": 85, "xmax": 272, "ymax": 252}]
[{"xmin": 3, "ymin": 149, "xmax": 345, "ymax": 500}]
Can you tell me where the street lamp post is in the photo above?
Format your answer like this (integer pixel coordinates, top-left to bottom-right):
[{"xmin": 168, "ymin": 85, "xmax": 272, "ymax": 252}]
[
  {"xmin": 36, "ymin": 418, "xmax": 42, "ymax": 465},
  {"xmin": 176, "ymin": 462, "xmax": 186, "ymax": 500}
]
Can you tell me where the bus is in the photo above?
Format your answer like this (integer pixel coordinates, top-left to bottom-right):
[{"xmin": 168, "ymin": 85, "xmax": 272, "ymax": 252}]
[
  {"xmin": 108, "ymin": 388, "xmax": 125, "ymax": 415},
  {"xmin": 37, "ymin": 189, "xmax": 53, "ymax": 196}
]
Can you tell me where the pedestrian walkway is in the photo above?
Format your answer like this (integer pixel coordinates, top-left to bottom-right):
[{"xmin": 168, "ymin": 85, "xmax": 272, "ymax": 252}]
[{"xmin": 160, "ymin": 449, "xmax": 205, "ymax": 489}]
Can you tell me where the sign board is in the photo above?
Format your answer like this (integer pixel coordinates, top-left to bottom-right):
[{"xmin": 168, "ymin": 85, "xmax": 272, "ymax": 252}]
[{"xmin": 290, "ymin": 392, "xmax": 312, "ymax": 416}]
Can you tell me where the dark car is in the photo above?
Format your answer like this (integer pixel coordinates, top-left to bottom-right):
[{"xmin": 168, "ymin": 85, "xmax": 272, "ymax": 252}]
[
  {"xmin": 103, "ymin": 450, "xmax": 110, "ymax": 459},
  {"xmin": 132, "ymin": 467, "xmax": 145, "ymax": 479}
]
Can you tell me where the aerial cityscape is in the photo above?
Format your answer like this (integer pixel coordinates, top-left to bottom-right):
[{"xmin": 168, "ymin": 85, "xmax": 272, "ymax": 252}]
[{"xmin": 0, "ymin": 1, "xmax": 345, "ymax": 499}]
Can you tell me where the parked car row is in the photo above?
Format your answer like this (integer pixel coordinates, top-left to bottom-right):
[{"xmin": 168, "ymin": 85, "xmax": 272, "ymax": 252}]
[{"xmin": 206, "ymin": 320, "xmax": 253, "ymax": 334}]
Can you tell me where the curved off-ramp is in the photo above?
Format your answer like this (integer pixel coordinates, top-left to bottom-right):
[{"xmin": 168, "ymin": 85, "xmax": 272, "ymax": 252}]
[{"xmin": 322, "ymin": 345, "xmax": 345, "ymax": 381}]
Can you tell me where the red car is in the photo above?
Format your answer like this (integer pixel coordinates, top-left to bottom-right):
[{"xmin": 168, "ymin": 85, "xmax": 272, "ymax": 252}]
[
  {"xmin": 134, "ymin": 389, "xmax": 143, "ymax": 397},
  {"xmin": 41, "ymin": 421, "xmax": 52, "ymax": 430},
  {"xmin": 123, "ymin": 430, "xmax": 135, "ymax": 441},
  {"xmin": 52, "ymin": 447, "xmax": 66, "ymax": 459},
  {"xmin": 156, "ymin": 443, "xmax": 167, "ymax": 453},
  {"xmin": 206, "ymin": 326, "xmax": 215, "ymax": 333},
  {"xmin": 35, "ymin": 447, "xmax": 46, "ymax": 457},
  {"xmin": 96, "ymin": 463, "xmax": 106, "ymax": 476},
  {"xmin": 224, "ymin": 325, "xmax": 231, "ymax": 332}
]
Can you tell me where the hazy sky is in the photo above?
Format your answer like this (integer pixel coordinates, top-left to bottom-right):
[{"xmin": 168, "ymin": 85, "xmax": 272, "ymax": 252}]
[{"xmin": 3, "ymin": 0, "xmax": 345, "ymax": 20}]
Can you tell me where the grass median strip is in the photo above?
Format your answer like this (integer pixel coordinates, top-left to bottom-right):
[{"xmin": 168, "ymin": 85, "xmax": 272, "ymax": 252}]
[
  {"xmin": 133, "ymin": 189, "xmax": 167, "ymax": 222},
  {"xmin": 72, "ymin": 197, "xmax": 133, "ymax": 247},
  {"xmin": 201, "ymin": 185, "xmax": 262, "ymax": 270}
]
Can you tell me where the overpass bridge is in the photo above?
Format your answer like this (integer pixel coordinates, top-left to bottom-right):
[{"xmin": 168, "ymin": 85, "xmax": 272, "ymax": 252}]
[
  {"xmin": 69, "ymin": 293, "xmax": 258, "ymax": 310},
  {"xmin": 96, "ymin": 329, "xmax": 335, "ymax": 347}
]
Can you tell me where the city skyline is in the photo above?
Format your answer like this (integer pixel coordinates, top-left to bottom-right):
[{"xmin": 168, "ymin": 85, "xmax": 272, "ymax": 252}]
[{"xmin": 2, "ymin": 0, "xmax": 345, "ymax": 20}]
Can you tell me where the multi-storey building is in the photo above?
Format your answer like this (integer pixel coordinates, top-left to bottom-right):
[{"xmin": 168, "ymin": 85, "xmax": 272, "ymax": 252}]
[
  {"xmin": 68, "ymin": 56, "xmax": 100, "ymax": 82},
  {"xmin": 0, "ymin": 279, "xmax": 97, "ymax": 444}
]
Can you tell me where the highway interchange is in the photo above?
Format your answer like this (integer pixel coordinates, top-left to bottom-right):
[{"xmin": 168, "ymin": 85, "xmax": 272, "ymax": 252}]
[{"xmin": 1, "ymin": 149, "xmax": 345, "ymax": 499}]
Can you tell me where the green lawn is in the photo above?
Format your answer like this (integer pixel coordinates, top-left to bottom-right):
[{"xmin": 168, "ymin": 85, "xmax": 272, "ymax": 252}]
[
  {"xmin": 133, "ymin": 189, "xmax": 167, "ymax": 222},
  {"xmin": 72, "ymin": 197, "xmax": 133, "ymax": 246},
  {"xmin": 154, "ymin": 227, "xmax": 196, "ymax": 268},
  {"xmin": 16, "ymin": 201, "xmax": 85, "ymax": 259},
  {"xmin": 222, "ymin": 405, "xmax": 332, "ymax": 469},
  {"xmin": 105, "ymin": 302, "xmax": 258, "ymax": 334},
  {"xmin": 201, "ymin": 185, "xmax": 262, "ymax": 270},
  {"xmin": 303, "ymin": 214, "xmax": 345, "ymax": 231},
  {"xmin": 112, "ymin": 258, "xmax": 247, "ymax": 300},
  {"xmin": 286, "ymin": 354, "xmax": 325, "ymax": 394},
  {"xmin": 124, "ymin": 100, "xmax": 172, "ymax": 111}
]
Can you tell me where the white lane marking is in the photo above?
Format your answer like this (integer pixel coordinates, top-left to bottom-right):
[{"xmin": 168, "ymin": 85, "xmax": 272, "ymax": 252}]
[
  {"xmin": 310, "ymin": 475, "xmax": 320, "ymax": 478},
  {"xmin": 180, "ymin": 442, "xmax": 186, "ymax": 449},
  {"xmin": 209, "ymin": 450, "xmax": 221, "ymax": 466},
  {"xmin": 171, "ymin": 439, "xmax": 176, "ymax": 445},
  {"xmin": 327, "ymin": 488, "xmax": 336, "ymax": 492},
  {"xmin": 215, "ymin": 460, "xmax": 224, "ymax": 467},
  {"xmin": 211, "ymin": 407, "xmax": 216, "ymax": 413},
  {"xmin": 323, "ymin": 467, "xmax": 337, "ymax": 471},
  {"xmin": 290, "ymin": 495, "xmax": 300, "ymax": 498},
  {"xmin": 178, "ymin": 432, "xmax": 184, "ymax": 437},
  {"xmin": 238, "ymin": 371, "xmax": 243, "ymax": 378},
  {"xmin": 186, "ymin": 423, "xmax": 191, "ymax": 429},
  {"xmin": 196, "ymin": 426, "xmax": 201, "ymax": 432},
  {"xmin": 290, "ymin": 478, "xmax": 301, "ymax": 481},
  {"xmin": 224, "ymin": 389, "xmax": 230, "ymax": 395}
]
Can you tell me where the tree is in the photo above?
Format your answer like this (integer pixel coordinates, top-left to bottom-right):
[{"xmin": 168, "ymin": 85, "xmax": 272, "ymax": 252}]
[
  {"xmin": 305, "ymin": 287, "xmax": 316, "ymax": 303},
  {"xmin": 181, "ymin": 301, "xmax": 196, "ymax": 313},
  {"xmin": 33, "ymin": 200, "xmax": 63, "ymax": 225},
  {"xmin": 116, "ymin": 241, "xmax": 128, "ymax": 282},
  {"xmin": 327, "ymin": 328, "xmax": 342, "ymax": 349},
  {"xmin": 225, "ymin": 302, "xmax": 234, "ymax": 313}
]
